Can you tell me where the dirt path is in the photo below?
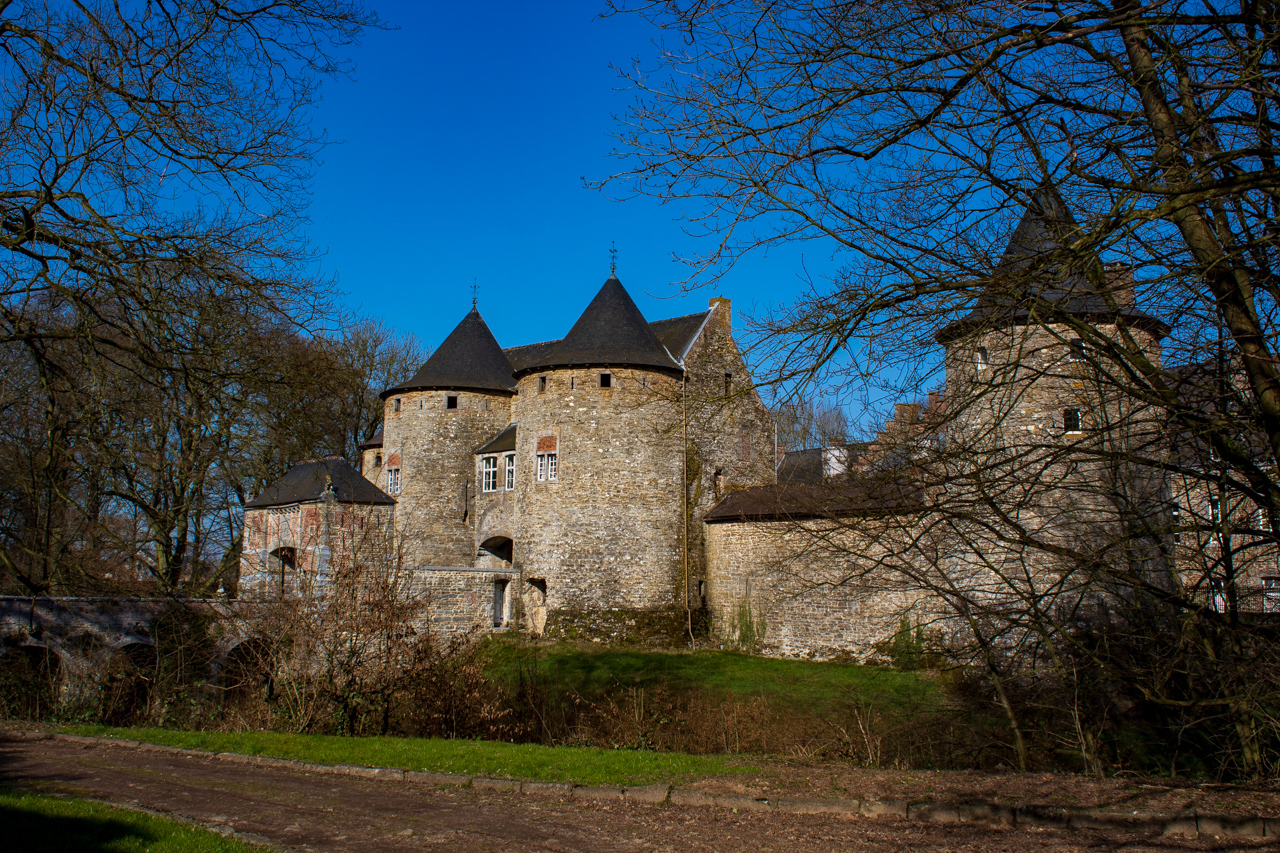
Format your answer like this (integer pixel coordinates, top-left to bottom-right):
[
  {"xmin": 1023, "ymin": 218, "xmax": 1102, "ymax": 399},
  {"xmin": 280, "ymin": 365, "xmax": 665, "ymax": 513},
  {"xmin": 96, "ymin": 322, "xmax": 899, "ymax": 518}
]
[{"xmin": 0, "ymin": 735, "xmax": 1273, "ymax": 853}]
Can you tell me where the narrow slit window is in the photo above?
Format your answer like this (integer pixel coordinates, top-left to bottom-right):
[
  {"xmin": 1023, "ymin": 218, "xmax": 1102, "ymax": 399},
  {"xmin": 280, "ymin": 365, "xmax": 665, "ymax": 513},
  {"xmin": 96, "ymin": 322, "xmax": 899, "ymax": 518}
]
[
  {"xmin": 446, "ymin": 395, "xmax": 458, "ymax": 409},
  {"xmin": 1210, "ymin": 495, "xmax": 1222, "ymax": 524},
  {"xmin": 1063, "ymin": 408, "xmax": 1081, "ymax": 434},
  {"xmin": 600, "ymin": 372, "xmax": 612, "ymax": 388},
  {"xmin": 975, "ymin": 346, "xmax": 989, "ymax": 372},
  {"xmin": 393, "ymin": 398, "xmax": 401, "ymax": 412},
  {"xmin": 537, "ymin": 375, "xmax": 547, "ymax": 393},
  {"xmin": 373, "ymin": 453, "xmax": 382, "ymax": 467},
  {"xmin": 504, "ymin": 453, "xmax": 515, "ymax": 490},
  {"xmin": 724, "ymin": 372, "xmax": 733, "ymax": 395},
  {"xmin": 481, "ymin": 456, "xmax": 498, "ymax": 492}
]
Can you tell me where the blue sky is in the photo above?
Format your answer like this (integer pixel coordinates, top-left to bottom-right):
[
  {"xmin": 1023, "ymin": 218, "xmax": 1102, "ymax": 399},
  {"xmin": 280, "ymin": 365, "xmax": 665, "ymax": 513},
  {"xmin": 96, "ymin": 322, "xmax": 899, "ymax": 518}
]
[{"xmin": 305, "ymin": 1, "xmax": 837, "ymax": 355}]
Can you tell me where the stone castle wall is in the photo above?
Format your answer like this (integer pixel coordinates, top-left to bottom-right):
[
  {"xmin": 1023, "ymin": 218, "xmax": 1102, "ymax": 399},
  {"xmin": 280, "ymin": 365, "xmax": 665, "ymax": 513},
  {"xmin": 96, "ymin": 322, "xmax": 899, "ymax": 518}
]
[
  {"xmin": 681, "ymin": 299, "xmax": 778, "ymax": 608},
  {"xmin": 406, "ymin": 567, "xmax": 518, "ymax": 635},
  {"xmin": 512, "ymin": 366, "xmax": 686, "ymax": 633},
  {"xmin": 378, "ymin": 389, "xmax": 513, "ymax": 566},
  {"xmin": 704, "ymin": 517, "xmax": 930, "ymax": 659}
]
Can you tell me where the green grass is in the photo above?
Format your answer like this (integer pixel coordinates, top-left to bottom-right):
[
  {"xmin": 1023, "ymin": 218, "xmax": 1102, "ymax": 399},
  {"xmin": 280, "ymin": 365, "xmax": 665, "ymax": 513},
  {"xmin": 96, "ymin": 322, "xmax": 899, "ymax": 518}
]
[
  {"xmin": 486, "ymin": 639, "xmax": 937, "ymax": 713},
  {"xmin": 0, "ymin": 788, "xmax": 261, "ymax": 852},
  {"xmin": 61, "ymin": 726, "xmax": 756, "ymax": 787}
]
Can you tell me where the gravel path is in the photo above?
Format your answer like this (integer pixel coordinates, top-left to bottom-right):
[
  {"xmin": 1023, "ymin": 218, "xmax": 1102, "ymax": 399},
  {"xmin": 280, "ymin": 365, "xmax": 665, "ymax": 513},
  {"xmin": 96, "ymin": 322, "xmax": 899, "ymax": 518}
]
[{"xmin": 1, "ymin": 735, "xmax": 1273, "ymax": 852}]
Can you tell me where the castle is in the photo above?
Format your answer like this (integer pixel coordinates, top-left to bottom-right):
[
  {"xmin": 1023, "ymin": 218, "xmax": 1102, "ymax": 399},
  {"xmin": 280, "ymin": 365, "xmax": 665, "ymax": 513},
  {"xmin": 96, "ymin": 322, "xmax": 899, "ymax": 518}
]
[
  {"xmin": 241, "ymin": 273, "xmax": 776, "ymax": 642},
  {"xmin": 240, "ymin": 190, "xmax": 1278, "ymax": 658}
]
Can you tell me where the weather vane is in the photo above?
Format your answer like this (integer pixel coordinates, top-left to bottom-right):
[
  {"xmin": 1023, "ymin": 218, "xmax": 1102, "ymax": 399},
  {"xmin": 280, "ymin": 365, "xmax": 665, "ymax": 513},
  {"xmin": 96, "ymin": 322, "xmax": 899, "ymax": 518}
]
[
  {"xmin": 471, "ymin": 279, "xmax": 478, "ymax": 307},
  {"xmin": 609, "ymin": 241, "xmax": 617, "ymax": 275}
]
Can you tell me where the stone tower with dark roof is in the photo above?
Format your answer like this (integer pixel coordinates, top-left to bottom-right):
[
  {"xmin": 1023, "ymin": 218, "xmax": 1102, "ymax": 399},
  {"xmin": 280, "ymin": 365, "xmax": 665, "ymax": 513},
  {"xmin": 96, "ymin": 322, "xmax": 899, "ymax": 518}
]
[{"xmin": 376, "ymin": 306, "xmax": 517, "ymax": 566}]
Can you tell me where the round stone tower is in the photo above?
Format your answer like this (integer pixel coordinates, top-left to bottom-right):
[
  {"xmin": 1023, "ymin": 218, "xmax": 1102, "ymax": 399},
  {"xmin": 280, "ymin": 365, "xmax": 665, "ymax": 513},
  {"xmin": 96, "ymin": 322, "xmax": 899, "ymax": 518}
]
[
  {"xmin": 512, "ymin": 274, "xmax": 687, "ymax": 639},
  {"xmin": 936, "ymin": 186, "xmax": 1168, "ymax": 445},
  {"xmin": 379, "ymin": 307, "xmax": 515, "ymax": 567}
]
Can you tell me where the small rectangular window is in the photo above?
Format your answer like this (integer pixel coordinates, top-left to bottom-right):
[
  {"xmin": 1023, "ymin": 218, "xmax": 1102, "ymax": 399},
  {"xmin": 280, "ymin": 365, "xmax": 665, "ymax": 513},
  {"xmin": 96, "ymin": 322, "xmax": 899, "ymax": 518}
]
[
  {"xmin": 504, "ymin": 453, "xmax": 515, "ymax": 490},
  {"xmin": 387, "ymin": 467, "xmax": 401, "ymax": 495},
  {"xmin": 537, "ymin": 453, "xmax": 546, "ymax": 481},
  {"xmin": 393, "ymin": 398, "xmax": 401, "ymax": 412},
  {"xmin": 1210, "ymin": 495, "xmax": 1221, "ymax": 524},
  {"xmin": 481, "ymin": 456, "xmax": 498, "ymax": 492},
  {"xmin": 537, "ymin": 375, "xmax": 547, "ymax": 393},
  {"xmin": 1171, "ymin": 504, "xmax": 1181, "ymax": 543},
  {"xmin": 1063, "ymin": 408, "xmax": 1081, "ymax": 434},
  {"xmin": 1068, "ymin": 339, "xmax": 1086, "ymax": 362},
  {"xmin": 724, "ymin": 372, "xmax": 733, "ymax": 395},
  {"xmin": 446, "ymin": 395, "xmax": 458, "ymax": 409},
  {"xmin": 975, "ymin": 346, "xmax": 989, "ymax": 371},
  {"xmin": 600, "ymin": 372, "xmax": 612, "ymax": 388},
  {"xmin": 547, "ymin": 452, "xmax": 557, "ymax": 480}
]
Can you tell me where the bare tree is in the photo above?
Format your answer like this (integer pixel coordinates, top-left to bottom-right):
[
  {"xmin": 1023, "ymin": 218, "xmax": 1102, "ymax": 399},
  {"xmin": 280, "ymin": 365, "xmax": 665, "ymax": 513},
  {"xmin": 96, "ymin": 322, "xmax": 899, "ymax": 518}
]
[{"xmin": 606, "ymin": 0, "xmax": 1280, "ymax": 776}]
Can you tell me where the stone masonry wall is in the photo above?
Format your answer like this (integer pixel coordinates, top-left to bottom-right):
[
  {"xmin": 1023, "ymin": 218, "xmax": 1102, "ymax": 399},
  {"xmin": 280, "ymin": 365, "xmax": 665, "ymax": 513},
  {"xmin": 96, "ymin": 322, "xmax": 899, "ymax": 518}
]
[
  {"xmin": 682, "ymin": 298, "xmax": 778, "ymax": 610},
  {"xmin": 704, "ymin": 518, "xmax": 930, "ymax": 659},
  {"xmin": 406, "ymin": 567, "xmax": 518, "ymax": 635},
  {"xmin": 378, "ymin": 389, "xmax": 513, "ymax": 566},
  {"xmin": 512, "ymin": 366, "xmax": 684, "ymax": 635}
]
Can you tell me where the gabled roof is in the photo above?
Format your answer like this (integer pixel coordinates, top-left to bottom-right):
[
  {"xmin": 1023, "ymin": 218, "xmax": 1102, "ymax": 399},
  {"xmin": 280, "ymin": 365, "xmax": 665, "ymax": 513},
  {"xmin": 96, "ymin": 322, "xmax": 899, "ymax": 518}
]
[
  {"xmin": 650, "ymin": 310, "xmax": 714, "ymax": 361},
  {"xmin": 245, "ymin": 457, "xmax": 394, "ymax": 509},
  {"xmin": 516, "ymin": 275, "xmax": 681, "ymax": 375},
  {"xmin": 937, "ymin": 184, "xmax": 1168, "ymax": 343},
  {"xmin": 383, "ymin": 308, "xmax": 515, "ymax": 397},
  {"xmin": 475, "ymin": 422, "xmax": 517, "ymax": 455}
]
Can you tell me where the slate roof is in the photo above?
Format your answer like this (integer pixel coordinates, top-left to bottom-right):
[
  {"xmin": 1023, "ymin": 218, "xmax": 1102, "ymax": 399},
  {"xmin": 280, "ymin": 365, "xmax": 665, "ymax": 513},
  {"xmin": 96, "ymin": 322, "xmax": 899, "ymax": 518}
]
[
  {"xmin": 515, "ymin": 275, "xmax": 681, "ymax": 375},
  {"xmin": 475, "ymin": 422, "xmax": 517, "ymax": 455},
  {"xmin": 383, "ymin": 308, "xmax": 515, "ymax": 397},
  {"xmin": 245, "ymin": 457, "xmax": 394, "ymax": 509},
  {"xmin": 704, "ymin": 479, "xmax": 921, "ymax": 523},
  {"xmin": 777, "ymin": 449, "xmax": 824, "ymax": 485},
  {"xmin": 358, "ymin": 429, "xmax": 383, "ymax": 450},
  {"xmin": 650, "ymin": 310, "xmax": 713, "ymax": 361},
  {"xmin": 502, "ymin": 310, "xmax": 711, "ymax": 374},
  {"xmin": 937, "ymin": 185, "xmax": 1168, "ymax": 343}
]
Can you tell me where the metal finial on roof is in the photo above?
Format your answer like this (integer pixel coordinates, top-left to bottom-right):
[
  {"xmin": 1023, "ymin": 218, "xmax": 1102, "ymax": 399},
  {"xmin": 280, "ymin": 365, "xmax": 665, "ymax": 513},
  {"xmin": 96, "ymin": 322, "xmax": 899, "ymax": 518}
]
[
  {"xmin": 471, "ymin": 279, "xmax": 478, "ymax": 308},
  {"xmin": 609, "ymin": 241, "xmax": 617, "ymax": 275}
]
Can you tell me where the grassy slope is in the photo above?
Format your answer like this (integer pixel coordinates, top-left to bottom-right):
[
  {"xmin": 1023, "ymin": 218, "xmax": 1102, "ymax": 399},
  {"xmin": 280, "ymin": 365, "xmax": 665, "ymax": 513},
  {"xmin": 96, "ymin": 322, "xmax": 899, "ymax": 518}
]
[
  {"xmin": 487, "ymin": 639, "xmax": 938, "ymax": 713},
  {"xmin": 1, "ymin": 788, "xmax": 261, "ymax": 852},
  {"xmin": 64, "ymin": 727, "xmax": 755, "ymax": 787}
]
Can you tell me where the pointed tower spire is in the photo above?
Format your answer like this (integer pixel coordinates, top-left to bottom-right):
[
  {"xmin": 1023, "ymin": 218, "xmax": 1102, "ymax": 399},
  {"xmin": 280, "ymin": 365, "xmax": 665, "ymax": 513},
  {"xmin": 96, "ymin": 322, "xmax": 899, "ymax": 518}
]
[
  {"xmin": 935, "ymin": 183, "xmax": 1169, "ymax": 343},
  {"xmin": 521, "ymin": 275, "xmax": 680, "ymax": 374},
  {"xmin": 383, "ymin": 307, "xmax": 515, "ymax": 396}
]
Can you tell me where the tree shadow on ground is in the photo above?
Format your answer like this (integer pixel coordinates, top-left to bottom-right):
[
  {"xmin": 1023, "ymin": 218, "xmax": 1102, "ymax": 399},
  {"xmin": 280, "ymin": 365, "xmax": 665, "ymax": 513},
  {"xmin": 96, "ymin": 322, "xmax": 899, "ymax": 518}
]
[{"xmin": 2, "ymin": 797, "xmax": 163, "ymax": 853}]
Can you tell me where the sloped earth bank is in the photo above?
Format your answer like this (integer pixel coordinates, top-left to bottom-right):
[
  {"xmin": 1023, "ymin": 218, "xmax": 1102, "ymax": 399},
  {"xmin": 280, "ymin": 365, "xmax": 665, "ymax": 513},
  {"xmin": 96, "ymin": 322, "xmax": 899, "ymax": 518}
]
[{"xmin": 0, "ymin": 735, "xmax": 1276, "ymax": 853}]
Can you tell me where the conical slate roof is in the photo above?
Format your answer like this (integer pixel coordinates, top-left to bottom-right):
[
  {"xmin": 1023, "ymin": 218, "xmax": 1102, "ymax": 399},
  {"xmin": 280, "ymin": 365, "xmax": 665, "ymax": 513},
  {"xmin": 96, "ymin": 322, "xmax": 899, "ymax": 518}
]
[
  {"xmin": 519, "ymin": 275, "xmax": 680, "ymax": 374},
  {"xmin": 384, "ymin": 307, "xmax": 515, "ymax": 397},
  {"xmin": 245, "ymin": 457, "xmax": 394, "ymax": 509},
  {"xmin": 937, "ymin": 185, "xmax": 1167, "ymax": 342}
]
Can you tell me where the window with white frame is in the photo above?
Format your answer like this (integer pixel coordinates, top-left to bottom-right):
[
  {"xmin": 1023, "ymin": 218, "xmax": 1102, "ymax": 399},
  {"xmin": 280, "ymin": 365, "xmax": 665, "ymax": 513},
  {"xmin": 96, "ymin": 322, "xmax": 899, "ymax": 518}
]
[
  {"xmin": 387, "ymin": 467, "xmax": 401, "ymax": 495},
  {"xmin": 481, "ymin": 456, "xmax": 498, "ymax": 492},
  {"xmin": 504, "ymin": 453, "xmax": 515, "ymax": 490},
  {"xmin": 1210, "ymin": 495, "xmax": 1221, "ymax": 524},
  {"xmin": 537, "ymin": 452, "xmax": 557, "ymax": 481}
]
